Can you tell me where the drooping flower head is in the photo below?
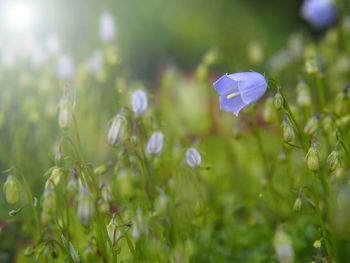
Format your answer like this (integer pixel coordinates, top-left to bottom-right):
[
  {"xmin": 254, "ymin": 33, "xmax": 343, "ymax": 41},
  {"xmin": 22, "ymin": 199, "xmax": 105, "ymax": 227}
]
[
  {"xmin": 301, "ymin": 0, "xmax": 338, "ymax": 29},
  {"xmin": 131, "ymin": 90, "xmax": 148, "ymax": 116},
  {"xmin": 213, "ymin": 72, "xmax": 267, "ymax": 116},
  {"xmin": 99, "ymin": 12, "xmax": 117, "ymax": 43},
  {"xmin": 185, "ymin": 148, "xmax": 202, "ymax": 169},
  {"xmin": 146, "ymin": 131, "xmax": 164, "ymax": 156}
]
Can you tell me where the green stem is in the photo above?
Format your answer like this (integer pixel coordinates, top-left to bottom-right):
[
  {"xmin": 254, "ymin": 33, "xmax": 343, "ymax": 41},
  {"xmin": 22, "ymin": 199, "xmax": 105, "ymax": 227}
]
[
  {"xmin": 316, "ymin": 74, "xmax": 326, "ymax": 111},
  {"xmin": 12, "ymin": 166, "xmax": 41, "ymax": 238},
  {"xmin": 311, "ymin": 172, "xmax": 332, "ymax": 259}
]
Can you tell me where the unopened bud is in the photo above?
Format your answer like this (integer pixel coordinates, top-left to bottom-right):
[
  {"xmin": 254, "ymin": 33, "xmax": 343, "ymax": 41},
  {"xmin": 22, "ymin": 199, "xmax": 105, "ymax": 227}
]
[
  {"xmin": 131, "ymin": 90, "xmax": 148, "ymax": 116},
  {"xmin": 327, "ymin": 147, "xmax": 341, "ymax": 172},
  {"xmin": 281, "ymin": 117, "xmax": 295, "ymax": 142},
  {"xmin": 67, "ymin": 170, "xmax": 79, "ymax": 194},
  {"xmin": 313, "ymin": 239, "xmax": 321, "ymax": 249},
  {"xmin": 55, "ymin": 151, "xmax": 64, "ymax": 167},
  {"xmin": 293, "ymin": 197, "xmax": 302, "ymax": 212},
  {"xmin": 322, "ymin": 115, "xmax": 333, "ymax": 134},
  {"xmin": 146, "ymin": 131, "xmax": 164, "ymax": 156},
  {"xmin": 108, "ymin": 113, "xmax": 126, "ymax": 147},
  {"xmin": 296, "ymin": 80, "xmax": 311, "ymax": 107},
  {"xmin": 45, "ymin": 167, "xmax": 63, "ymax": 188},
  {"xmin": 77, "ymin": 185, "xmax": 95, "ymax": 226},
  {"xmin": 263, "ymin": 97, "xmax": 275, "ymax": 123},
  {"xmin": 305, "ymin": 57, "xmax": 319, "ymax": 74},
  {"xmin": 274, "ymin": 91, "xmax": 283, "ymax": 110},
  {"xmin": 107, "ymin": 215, "xmax": 121, "ymax": 249},
  {"xmin": 94, "ymin": 165, "xmax": 107, "ymax": 176},
  {"xmin": 304, "ymin": 116, "xmax": 319, "ymax": 135},
  {"xmin": 42, "ymin": 186, "xmax": 55, "ymax": 213},
  {"xmin": 274, "ymin": 227, "xmax": 294, "ymax": 263},
  {"xmin": 3, "ymin": 174, "xmax": 20, "ymax": 204},
  {"xmin": 306, "ymin": 146, "xmax": 320, "ymax": 171},
  {"xmin": 185, "ymin": 148, "xmax": 202, "ymax": 168},
  {"xmin": 58, "ymin": 93, "xmax": 72, "ymax": 129}
]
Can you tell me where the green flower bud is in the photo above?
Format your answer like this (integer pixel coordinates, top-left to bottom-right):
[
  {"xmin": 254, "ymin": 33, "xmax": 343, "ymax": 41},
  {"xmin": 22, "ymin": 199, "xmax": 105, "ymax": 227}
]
[
  {"xmin": 107, "ymin": 215, "xmax": 121, "ymax": 249},
  {"xmin": 304, "ymin": 116, "xmax": 319, "ymax": 135},
  {"xmin": 58, "ymin": 94, "xmax": 72, "ymax": 129},
  {"xmin": 55, "ymin": 151, "xmax": 64, "ymax": 167},
  {"xmin": 281, "ymin": 118, "xmax": 295, "ymax": 142},
  {"xmin": 293, "ymin": 197, "xmax": 302, "ymax": 212},
  {"xmin": 263, "ymin": 97, "xmax": 275, "ymax": 123},
  {"xmin": 78, "ymin": 185, "xmax": 95, "ymax": 226},
  {"xmin": 3, "ymin": 175, "xmax": 20, "ymax": 204},
  {"xmin": 322, "ymin": 115, "xmax": 333, "ymax": 134},
  {"xmin": 273, "ymin": 91, "xmax": 283, "ymax": 110},
  {"xmin": 108, "ymin": 113, "xmax": 127, "ymax": 147},
  {"xmin": 45, "ymin": 167, "xmax": 63, "ymax": 188},
  {"xmin": 305, "ymin": 57, "xmax": 319, "ymax": 74},
  {"xmin": 327, "ymin": 148, "xmax": 341, "ymax": 172},
  {"xmin": 94, "ymin": 165, "xmax": 107, "ymax": 176},
  {"xmin": 306, "ymin": 146, "xmax": 320, "ymax": 171},
  {"xmin": 313, "ymin": 239, "xmax": 321, "ymax": 249},
  {"xmin": 296, "ymin": 80, "xmax": 311, "ymax": 107},
  {"xmin": 42, "ymin": 186, "xmax": 56, "ymax": 213}
]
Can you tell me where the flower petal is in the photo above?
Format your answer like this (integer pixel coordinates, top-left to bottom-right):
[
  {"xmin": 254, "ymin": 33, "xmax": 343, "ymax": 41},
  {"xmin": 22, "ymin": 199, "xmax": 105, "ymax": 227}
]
[
  {"xmin": 213, "ymin": 74, "xmax": 238, "ymax": 96},
  {"xmin": 219, "ymin": 95, "xmax": 246, "ymax": 116}
]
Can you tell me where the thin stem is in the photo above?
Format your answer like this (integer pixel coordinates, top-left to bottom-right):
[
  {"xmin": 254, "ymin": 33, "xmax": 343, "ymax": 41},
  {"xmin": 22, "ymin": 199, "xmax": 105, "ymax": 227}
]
[{"xmin": 12, "ymin": 166, "xmax": 41, "ymax": 238}]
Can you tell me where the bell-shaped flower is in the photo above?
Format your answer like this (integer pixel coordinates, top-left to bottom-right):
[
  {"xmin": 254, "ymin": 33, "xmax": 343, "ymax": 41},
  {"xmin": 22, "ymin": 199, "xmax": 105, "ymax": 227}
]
[
  {"xmin": 146, "ymin": 131, "xmax": 164, "ymax": 156},
  {"xmin": 185, "ymin": 148, "xmax": 202, "ymax": 168},
  {"xmin": 213, "ymin": 72, "xmax": 267, "ymax": 116},
  {"xmin": 99, "ymin": 12, "xmax": 117, "ymax": 43},
  {"xmin": 131, "ymin": 90, "xmax": 148, "ymax": 116},
  {"xmin": 56, "ymin": 55, "xmax": 75, "ymax": 80},
  {"xmin": 301, "ymin": 0, "xmax": 338, "ymax": 29}
]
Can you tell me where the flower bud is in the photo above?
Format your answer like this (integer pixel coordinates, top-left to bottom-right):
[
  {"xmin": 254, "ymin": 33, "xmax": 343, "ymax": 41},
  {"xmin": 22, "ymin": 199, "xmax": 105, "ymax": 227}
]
[
  {"xmin": 58, "ymin": 93, "xmax": 72, "ymax": 129},
  {"xmin": 274, "ymin": 227, "xmax": 294, "ymax": 263},
  {"xmin": 327, "ymin": 148, "xmax": 341, "ymax": 172},
  {"xmin": 94, "ymin": 165, "xmax": 107, "ymax": 176},
  {"xmin": 107, "ymin": 113, "xmax": 126, "ymax": 147},
  {"xmin": 45, "ymin": 167, "xmax": 63, "ymax": 188},
  {"xmin": 296, "ymin": 80, "xmax": 311, "ymax": 107},
  {"xmin": 67, "ymin": 170, "xmax": 79, "ymax": 194},
  {"xmin": 305, "ymin": 57, "xmax": 319, "ymax": 74},
  {"xmin": 146, "ymin": 131, "xmax": 164, "ymax": 156},
  {"xmin": 42, "ymin": 186, "xmax": 56, "ymax": 213},
  {"xmin": 322, "ymin": 115, "xmax": 333, "ymax": 134},
  {"xmin": 77, "ymin": 185, "xmax": 95, "ymax": 226},
  {"xmin": 131, "ymin": 90, "xmax": 148, "ymax": 116},
  {"xmin": 3, "ymin": 174, "xmax": 20, "ymax": 204},
  {"xmin": 306, "ymin": 146, "xmax": 320, "ymax": 171},
  {"xmin": 107, "ymin": 215, "xmax": 121, "ymax": 249},
  {"xmin": 313, "ymin": 239, "xmax": 321, "ymax": 249},
  {"xmin": 262, "ymin": 97, "xmax": 275, "ymax": 123},
  {"xmin": 273, "ymin": 91, "xmax": 283, "ymax": 110},
  {"xmin": 55, "ymin": 151, "xmax": 64, "ymax": 167},
  {"xmin": 99, "ymin": 12, "xmax": 117, "ymax": 43},
  {"xmin": 281, "ymin": 117, "xmax": 295, "ymax": 142},
  {"xmin": 304, "ymin": 116, "xmax": 319, "ymax": 135},
  {"xmin": 185, "ymin": 148, "xmax": 202, "ymax": 168},
  {"xmin": 293, "ymin": 197, "xmax": 302, "ymax": 212}
]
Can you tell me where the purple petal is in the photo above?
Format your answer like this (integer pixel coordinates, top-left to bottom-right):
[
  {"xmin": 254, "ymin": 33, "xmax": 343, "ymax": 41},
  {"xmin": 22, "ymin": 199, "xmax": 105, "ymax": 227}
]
[
  {"xmin": 219, "ymin": 95, "xmax": 246, "ymax": 116},
  {"xmin": 213, "ymin": 74, "xmax": 238, "ymax": 96}
]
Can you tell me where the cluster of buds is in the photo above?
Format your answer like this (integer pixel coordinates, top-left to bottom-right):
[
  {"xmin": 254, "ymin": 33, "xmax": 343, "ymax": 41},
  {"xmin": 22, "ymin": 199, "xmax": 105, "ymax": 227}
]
[{"xmin": 3, "ymin": 174, "xmax": 20, "ymax": 204}]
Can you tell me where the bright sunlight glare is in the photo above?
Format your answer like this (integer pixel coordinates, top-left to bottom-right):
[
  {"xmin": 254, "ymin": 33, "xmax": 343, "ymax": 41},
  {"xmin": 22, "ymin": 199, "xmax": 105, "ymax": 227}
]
[{"xmin": 4, "ymin": 1, "xmax": 36, "ymax": 31}]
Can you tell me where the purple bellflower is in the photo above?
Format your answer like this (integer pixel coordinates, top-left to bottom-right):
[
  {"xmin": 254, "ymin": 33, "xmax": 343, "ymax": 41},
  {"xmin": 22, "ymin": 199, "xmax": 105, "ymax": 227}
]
[
  {"xmin": 301, "ymin": 0, "xmax": 337, "ymax": 29},
  {"xmin": 213, "ymin": 72, "xmax": 267, "ymax": 116}
]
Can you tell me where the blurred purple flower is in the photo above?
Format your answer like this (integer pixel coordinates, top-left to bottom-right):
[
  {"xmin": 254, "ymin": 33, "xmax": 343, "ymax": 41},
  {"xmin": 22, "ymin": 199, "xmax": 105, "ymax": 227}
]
[
  {"xmin": 301, "ymin": 0, "xmax": 337, "ymax": 29},
  {"xmin": 213, "ymin": 72, "xmax": 267, "ymax": 116}
]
